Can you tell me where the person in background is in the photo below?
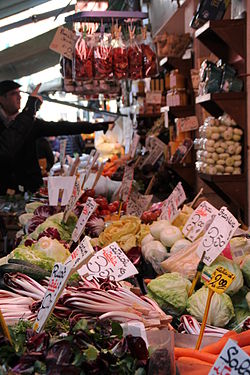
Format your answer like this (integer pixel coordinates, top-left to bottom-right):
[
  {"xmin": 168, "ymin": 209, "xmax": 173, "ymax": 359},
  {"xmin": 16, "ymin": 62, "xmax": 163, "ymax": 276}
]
[{"xmin": 0, "ymin": 80, "xmax": 113, "ymax": 195}]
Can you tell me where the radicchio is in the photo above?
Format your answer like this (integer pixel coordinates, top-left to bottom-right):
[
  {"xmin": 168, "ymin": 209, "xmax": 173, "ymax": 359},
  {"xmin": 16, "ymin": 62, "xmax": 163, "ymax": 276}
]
[
  {"xmin": 37, "ymin": 227, "xmax": 61, "ymax": 241},
  {"xmin": 27, "ymin": 216, "xmax": 45, "ymax": 234},
  {"xmin": 33, "ymin": 205, "xmax": 58, "ymax": 218}
]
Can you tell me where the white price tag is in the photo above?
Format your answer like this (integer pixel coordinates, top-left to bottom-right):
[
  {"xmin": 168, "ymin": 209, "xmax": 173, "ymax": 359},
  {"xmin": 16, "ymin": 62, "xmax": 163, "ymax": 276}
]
[
  {"xmin": 120, "ymin": 166, "xmax": 134, "ymax": 202},
  {"xmin": 83, "ymin": 150, "xmax": 100, "ymax": 187},
  {"xmin": 176, "ymin": 116, "xmax": 199, "ymax": 132},
  {"xmin": 34, "ymin": 262, "xmax": 71, "ymax": 333},
  {"xmin": 173, "ymin": 182, "xmax": 186, "ymax": 207},
  {"xmin": 48, "ymin": 176, "xmax": 76, "ymax": 206},
  {"xmin": 130, "ymin": 133, "xmax": 140, "ymax": 159},
  {"xmin": 160, "ymin": 195, "xmax": 179, "ymax": 223},
  {"xmin": 71, "ymin": 197, "xmax": 97, "ymax": 242},
  {"xmin": 49, "ymin": 26, "xmax": 78, "ymax": 60},
  {"xmin": 209, "ymin": 339, "xmax": 250, "ymax": 375},
  {"xmin": 127, "ymin": 189, "xmax": 152, "ymax": 217},
  {"xmin": 59, "ymin": 139, "xmax": 67, "ymax": 165},
  {"xmin": 182, "ymin": 201, "xmax": 218, "ymax": 241},
  {"xmin": 65, "ymin": 236, "xmax": 94, "ymax": 271},
  {"xmin": 197, "ymin": 207, "xmax": 239, "ymax": 266},
  {"xmin": 63, "ymin": 178, "xmax": 82, "ymax": 222},
  {"xmin": 141, "ymin": 136, "xmax": 166, "ymax": 169},
  {"xmin": 78, "ymin": 242, "xmax": 138, "ymax": 281}
]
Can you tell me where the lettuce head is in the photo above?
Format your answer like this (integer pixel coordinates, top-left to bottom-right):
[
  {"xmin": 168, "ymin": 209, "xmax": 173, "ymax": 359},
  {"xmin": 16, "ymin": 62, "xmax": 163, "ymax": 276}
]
[
  {"xmin": 32, "ymin": 236, "xmax": 70, "ymax": 263},
  {"xmin": 9, "ymin": 245, "xmax": 56, "ymax": 271},
  {"xmin": 147, "ymin": 272, "xmax": 191, "ymax": 315},
  {"xmin": 202, "ymin": 256, "xmax": 244, "ymax": 295},
  {"xmin": 187, "ymin": 286, "xmax": 235, "ymax": 327}
]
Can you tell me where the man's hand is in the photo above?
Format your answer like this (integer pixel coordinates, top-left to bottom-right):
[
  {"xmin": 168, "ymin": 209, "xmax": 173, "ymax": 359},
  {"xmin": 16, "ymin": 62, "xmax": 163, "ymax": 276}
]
[{"xmin": 31, "ymin": 83, "xmax": 43, "ymax": 104}]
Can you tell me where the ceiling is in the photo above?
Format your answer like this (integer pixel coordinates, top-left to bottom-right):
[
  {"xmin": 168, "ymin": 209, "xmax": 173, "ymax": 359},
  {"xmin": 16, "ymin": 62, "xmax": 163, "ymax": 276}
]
[{"xmin": 0, "ymin": 0, "xmax": 50, "ymax": 20}]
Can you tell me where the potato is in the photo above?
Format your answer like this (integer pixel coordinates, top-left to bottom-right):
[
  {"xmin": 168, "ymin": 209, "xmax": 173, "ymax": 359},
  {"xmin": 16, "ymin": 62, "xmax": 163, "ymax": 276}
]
[
  {"xmin": 223, "ymin": 131, "xmax": 233, "ymax": 141},
  {"xmin": 227, "ymin": 145, "xmax": 235, "ymax": 155},
  {"xmin": 233, "ymin": 128, "xmax": 243, "ymax": 136},
  {"xmin": 225, "ymin": 166, "xmax": 234, "ymax": 173},
  {"xmin": 233, "ymin": 134, "xmax": 241, "ymax": 141},
  {"xmin": 225, "ymin": 157, "xmax": 234, "ymax": 166},
  {"xmin": 212, "ymin": 152, "xmax": 219, "ymax": 161},
  {"xmin": 206, "ymin": 139, "xmax": 215, "ymax": 147},
  {"xmin": 216, "ymin": 165, "xmax": 225, "ymax": 173},
  {"xmin": 207, "ymin": 158, "xmax": 215, "ymax": 165},
  {"xmin": 232, "ymin": 155, "xmax": 241, "ymax": 161},
  {"xmin": 219, "ymin": 153, "xmax": 229, "ymax": 160},
  {"xmin": 211, "ymin": 133, "xmax": 220, "ymax": 140},
  {"xmin": 235, "ymin": 146, "xmax": 242, "ymax": 155},
  {"xmin": 217, "ymin": 147, "xmax": 224, "ymax": 154},
  {"xmin": 217, "ymin": 159, "xmax": 226, "ymax": 165},
  {"xmin": 218, "ymin": 126, "xmax": 226, "ymax": 133},
  {"xmin": 206, "ymin": 146, "xmax": 215, "ymax": 153},
  {"xmin": 233, "ymin": 168, "xmax": 241, "ymax": 175},
  {"xmin": 220, "ymin": 142, "xmax": 227, "ymax": 150},
  {"xmin": 234, "ymin": 160, "xmax": 242, "ymax": 167}
]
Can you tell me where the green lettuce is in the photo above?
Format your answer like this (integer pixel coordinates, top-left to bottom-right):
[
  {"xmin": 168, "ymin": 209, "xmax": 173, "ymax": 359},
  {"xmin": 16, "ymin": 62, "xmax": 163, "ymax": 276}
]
[
  {"xmin": 241, "ymin": 254, "xmax": 250, "ymax": 287},
  {"xmin": 32, "ymin": 237, "xmax": 70, "ymax": 263},
  {"xmin": 147, "ymin": 272, "xmax": 191, "ymax": 315},
  {"xmin": 10, "ymin": 246, "xmax": 55, "ymax": 271},
  {"xmin": 202, "ymin": 256, "xmax": 244, "ymax": 295},
  {"xmin": 187, "ymin": 286, "xmax": 235, "ymax": 327},
  {"xmin": 25, "ymin": 201, "xmax": 43, "ymax": 213}
]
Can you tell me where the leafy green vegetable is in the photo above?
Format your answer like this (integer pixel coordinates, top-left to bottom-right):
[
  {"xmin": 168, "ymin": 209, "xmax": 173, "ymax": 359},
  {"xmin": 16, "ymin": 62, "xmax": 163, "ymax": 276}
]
[
  {"xmin": 32, "ymin": 236, "xmax": 70, "ymax": 263},
  {"xmin": 202, "ymin": 256, "xmax": 244, "ymax": 295},
  {"xmin": 147, "ymin": 272, "xmax": 191, "ymax": 315},
  {"xmin": 187, "ymin": 286, "xmax": 235, "ymax": 327},
  {"xmin": 25, "ymin": 201, "xmax": 43, "ymax": 213},
  {"xmin": 9, "ymin": 246, "xmax": 55, "ymax": 271},
  {"xmin": 241, "ymin": 254, "xmax": 250, "ymax": 287}
]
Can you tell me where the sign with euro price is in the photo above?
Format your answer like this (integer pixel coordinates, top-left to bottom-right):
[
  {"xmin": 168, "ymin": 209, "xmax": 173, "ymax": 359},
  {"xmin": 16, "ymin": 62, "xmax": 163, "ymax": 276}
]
[
  {"xmin": 209, "ymin": 339, "xmax": 250, "ymax": 375},
  {"xmin": 71, "ymin": 197, "xmax": 97, "ymax": 242},
  {"xmin": 182, "ymin": 201, "xmax": 218, "ymax": 241},
  {"xmin": 127, "ymin": 189, "xmax": 152, "ymax": 218},
  {"xmin": 120, "ymin": 166, "xmax": 134, "ymax": 202},
  {"xmin": 78, "ymin": 242, "xmax": 138, "ymax": 281},
  {"xmin": 50, "ymin": 26, "xmax": 78, "ymax": 60},
  {"xmin": 205, "ymin": 266, "xmax": 235, "ymax": 295},
  {"xmin": 196, "ymin": 207, "xmax": 239, "ymax": 266}
]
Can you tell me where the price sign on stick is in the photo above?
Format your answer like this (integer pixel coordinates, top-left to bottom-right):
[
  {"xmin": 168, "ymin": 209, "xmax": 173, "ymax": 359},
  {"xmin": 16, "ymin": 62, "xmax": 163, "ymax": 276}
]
[
  {"xmin": 63, "ymin": 178, "xmax": 82, "ymax": 223},
  {"xmin": 173, "ymin": 182, "xmax": 186, "ymax": 207},
  {"xmin": 209, "ymin": 339, "xmax": 250, "ymax": 375},
  {"xmin": 120, "ymin": 166, "xmax": 134, "ymax": 202},
  {"xmin": 129, "ymin": 133, "xmax": 140, "ymax": 159},
  {"xmin": 195, "ymin": 266, "xmax": 235, "ymax": 350},
  {"xmin": 48, "ymin": 176, "xmax": 76, "ymax": 206},
  {"xmin": 59, "ymin": 139, "xmax": 67, "ymax": 167},
  {"xmin": 78, "ymin": 242, "xmax": 138, "ymax": 281},
  {"xmin": 71, "ymin": 197, "xmax": 97, "ymax": 243},
  {"xmin": 160, "ymin": 195, "xmax": 179, "ymax": 223},
  {"xmin": 127, "ymin": 189, "xmax": 152, "ymax": 217},
  {"xmin": 82, "ymin": 150, "xmax": 100, "ymax": 188},
  {"xmin": 183, "ymin": 201, "xmax": 218, "ymax": 241},
  {"xmin": 49, "ymin": 26, "xmax": 77, "ymax": 60},
  {"xmin": 34, "ymin": 237, "xmax": 94, "ymax": 333},
  {"xmin": 196, "ymin": 207, "xmax": 239, "ymax": 266}
]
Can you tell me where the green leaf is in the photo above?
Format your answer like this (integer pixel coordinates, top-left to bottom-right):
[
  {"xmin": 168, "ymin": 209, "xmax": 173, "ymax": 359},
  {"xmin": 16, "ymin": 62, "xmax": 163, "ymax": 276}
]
[
  {"xmin": 84, "ymin": 345, "xmax": 99, "ymax": 361},
  {"xmin": 111, "ymin": 321, "xmax": 123, "ymax": 339},
  {"xmin": 34, "ymin": 360, "xmax": 46, "ymax": 374},
  {"xmin": 73, "ymin": 319, "xmax": 88, "ymax": 333}
]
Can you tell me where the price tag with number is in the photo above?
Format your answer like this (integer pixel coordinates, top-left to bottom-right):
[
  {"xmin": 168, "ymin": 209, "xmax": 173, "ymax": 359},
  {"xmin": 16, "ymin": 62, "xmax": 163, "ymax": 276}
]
[
  {"xmin": 33, "ymin": 262, "xmax": 71, "ymax": 333},
  {"xmin": 182, "ymin": 201, "xmax": 218, "ymax": 241},
  {"xmin": 127, "ymin": 188, "xmax": 152, "ymax": 218},
  {"xmin": 205, "ymin": 266, "xmax": 235, "ymax": 294},
  {"xmin": 209, "ymin": 339, "xmax": 250, "ymax": 375},
  {"xmin": 173, "ymin": 182, "xmax": 186, "ymax": 207},
  {"xmin": 197, "ymin": 207, "xmax": 239, "ymax": 266},
  {"xmin": 50, "ymin": 26, "xmax": 78, "ymax": 60},
  {"xmin": 120, "ymin": 166, "xmax": 134, "ymax": 202},
  {"xmin": 160, "ymin": 195, "xmax": 179, "ymax": 223},
  {"xmin": 78, "ymin": 242, "xmax": 138, "ymax": 281},
  {"xmin": 65, "ymin": 236, "xmax": 94, "ymax": 271},
  {"xmin": 71, "ymin": 197, "xmax": 97, "ymax": 242},
  {"xmin": 63, "ymin": 178, "xmax": 82, "ymax": 222}
]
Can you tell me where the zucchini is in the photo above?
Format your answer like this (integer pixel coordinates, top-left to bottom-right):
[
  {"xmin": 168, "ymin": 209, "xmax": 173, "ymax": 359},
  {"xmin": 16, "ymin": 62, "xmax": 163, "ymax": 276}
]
[
  {"xmin": 0, "ymin": 263, "xmax": 49, "ymax": 281},
  {"xmin": 8, "ymin": 259, "xmax": 50, "ymax": 277}
]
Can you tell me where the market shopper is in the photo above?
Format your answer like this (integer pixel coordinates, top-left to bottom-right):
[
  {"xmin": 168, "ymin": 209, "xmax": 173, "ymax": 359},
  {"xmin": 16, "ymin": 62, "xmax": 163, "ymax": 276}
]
[{"xmin": 0, "ymin": 80, "xmax": 112, "ymax": 195}]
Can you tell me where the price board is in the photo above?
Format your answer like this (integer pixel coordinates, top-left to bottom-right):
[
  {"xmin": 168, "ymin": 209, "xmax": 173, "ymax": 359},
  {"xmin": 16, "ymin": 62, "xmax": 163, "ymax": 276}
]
[
  {"xmin": 120, "ymin": 166, "xmax": 134, "ymax": 202},
  {"xmin": 197, "ymin": 207, "xmax": 239, "ymax": 266},
  {"xmin": 63, "ymin": 178, "xmax": 82, "ymax": 222},
  {"xmin": 209, "ymin": 339, "xmax": 250, "ymax": 375},
  {"xmin": 205, "ymin": 266, "xmax": 235, "ymax": 294},
  {"xmin": 49, "ymin": 26, "xmax": 78, "ymax": 60},
  {"xmin": 78, "ymin": 242, "xmax": 138, "ymax": 281},
  {"xmin": 160, "ymin": 195, "xmax": 179, "ymax": 223},
  {"xmin": 83, "ymin": 150, "xmax": 100, "ymax": 187},
  {"xmin": 182, "ymin": 201, "xmax": 218, "ymax": 241},
  {"xmin": 48, "ymin": 176, "xmax": 76, "ymax": 206},
  {"xmin": 127, "ymin": 189, "xmax": 152, "ymax": 217},
  {"xmin": 71, "ymin": 197, "xmax": 97, "ymax": 242}
]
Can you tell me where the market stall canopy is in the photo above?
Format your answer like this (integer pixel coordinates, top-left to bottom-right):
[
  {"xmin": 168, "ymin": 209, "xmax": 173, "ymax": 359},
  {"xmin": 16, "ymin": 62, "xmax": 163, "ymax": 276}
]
[
  {"xmin": 0, "ymin": 0, "xmax": 49, "ymax": 20},
  {"xmin": 0, "ymin": 28, "xmax": 60, "ymax": 81}
]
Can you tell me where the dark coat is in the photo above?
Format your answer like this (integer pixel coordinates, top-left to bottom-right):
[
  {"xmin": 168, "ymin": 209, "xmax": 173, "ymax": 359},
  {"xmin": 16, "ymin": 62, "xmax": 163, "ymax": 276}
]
[{"xmin": 0, "ymin": 101, "xmax": 108, "ymax": 194}]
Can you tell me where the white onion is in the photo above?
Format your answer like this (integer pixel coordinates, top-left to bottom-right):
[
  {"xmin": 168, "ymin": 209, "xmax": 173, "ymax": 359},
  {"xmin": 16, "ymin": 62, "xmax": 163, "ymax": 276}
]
[
  {"xmin": 160, "ymin": 226, "xmax": 182, "ymax": 247},
  {"xmin": 150, "ymin": 220, "xmax": 170, "ymax": 240}
]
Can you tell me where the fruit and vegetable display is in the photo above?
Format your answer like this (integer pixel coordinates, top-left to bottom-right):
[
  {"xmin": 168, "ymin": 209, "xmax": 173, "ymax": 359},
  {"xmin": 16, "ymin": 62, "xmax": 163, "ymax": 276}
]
[{"xmin": 0, "ymin": 156, "xmax": 249, "ymax": 375}]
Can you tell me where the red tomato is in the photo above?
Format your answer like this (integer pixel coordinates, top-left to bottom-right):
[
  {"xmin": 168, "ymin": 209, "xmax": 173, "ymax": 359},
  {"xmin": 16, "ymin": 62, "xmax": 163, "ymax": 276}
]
[{"xmin": 95, "ymin": 196, "xmax": 109, "ymax": 210}]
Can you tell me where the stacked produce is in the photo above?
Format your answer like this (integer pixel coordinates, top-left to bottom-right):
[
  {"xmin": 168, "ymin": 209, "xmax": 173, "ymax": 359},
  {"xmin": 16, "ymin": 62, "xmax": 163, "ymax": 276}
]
[{"xmin": 195, "ymin": 113, "xmax": 243, "ymax": 175}]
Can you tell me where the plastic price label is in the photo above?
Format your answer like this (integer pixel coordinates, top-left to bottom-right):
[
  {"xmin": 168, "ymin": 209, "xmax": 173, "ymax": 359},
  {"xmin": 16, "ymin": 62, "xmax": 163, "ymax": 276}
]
[
  {"xmin": 78, "ymin": 242, "xmax": 138, "ymax": 281},
  {"xmin": 71, "ymin": 197, "xmax": 97, "ymax": 242},
  {"xmin": 205, "ymin": 266, "xmax": 235, "ymax": 294},
  {"xmin": 209, "ymin": 339, "xmax": 250, "ymax": 375},
  {"xmin": 197, "ymin": 207, "xmax": 239, "ymax": 266},
  {"xmin": 130, "ymin": 133, "xmax": 140, "ymax": 159},
  {"xmin": 182, "ymin": 201, "xmax": 218, "ymax": 241}
]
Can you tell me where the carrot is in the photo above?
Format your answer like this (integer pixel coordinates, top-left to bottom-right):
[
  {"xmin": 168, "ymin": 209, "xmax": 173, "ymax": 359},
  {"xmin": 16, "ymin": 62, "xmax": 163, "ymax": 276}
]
[
  {"xmin": 178, "ymin": 356, "xmax": 213, "ymax": 367},
  {"xmin": 234, "ymin": 330, "xmax": 250, "ymax": 348},
  {"xmin": 174, "ymin": 347, "xmax": 218, "ymax": 364},
  {"xmin": 201, "ymin": 330, "xmax": 238, "ymax": 354},
  {"xmin": 241, "ymin": 345, "xmax": 250, "ymax": 355}
]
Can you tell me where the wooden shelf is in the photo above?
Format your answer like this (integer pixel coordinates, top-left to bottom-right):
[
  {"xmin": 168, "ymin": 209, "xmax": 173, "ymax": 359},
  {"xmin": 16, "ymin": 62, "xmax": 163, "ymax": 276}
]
[
  {"xmin": 159, "ymin": 57, "xmax": 192, "ymax": 76},
  {"xmin": 137, "ymin": 113, "xmax": 161, "ymax": 119},
  {"xmin": 65, "ymin": 11, "xmax": 148, "ymax": 23},
  {"xmin": 195, "ymin": 92, "xmax": 246, "ymax": 129},
  {"xmin": 161, "ymin": 105, "xmax": 195, "ymax": 118},
  {"xmin": 195, "ymin": 19, "xmax": 246, "ymax": 70},
  {"xmin": 198, "ymin": 172, "xmax": 248, "ymax": 224},
  {"xmin": 167, "ymin": 163, "xmax": 195, "ymax": 188}
]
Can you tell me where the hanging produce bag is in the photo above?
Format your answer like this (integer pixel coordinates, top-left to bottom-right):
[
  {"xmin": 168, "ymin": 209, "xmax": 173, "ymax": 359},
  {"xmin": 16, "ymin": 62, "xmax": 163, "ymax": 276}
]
[
  {"xmin": 141, "ymin": 28, "xmax": 158, "ymax": 78},
  {"xmin": 112, "ymin": 26, "xmax": 128, "ymax": 80},
  {"xmin": 128, "ymin": 26, "xmax": 143, "ymax": 80},
  {"xmin": 94, "ymin": 33, "xmax": 113, "ymax": 79},
  {"xmin": 73, "ymin": 34, "xmax": 94, "ymax": 80}
]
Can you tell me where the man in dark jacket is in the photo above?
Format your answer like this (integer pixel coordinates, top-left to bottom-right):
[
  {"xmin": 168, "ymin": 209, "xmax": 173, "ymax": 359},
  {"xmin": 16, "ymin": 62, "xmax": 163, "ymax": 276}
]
[{"xmin": 0, "ymin": 80, "xmax": 111, "ymax": 195}]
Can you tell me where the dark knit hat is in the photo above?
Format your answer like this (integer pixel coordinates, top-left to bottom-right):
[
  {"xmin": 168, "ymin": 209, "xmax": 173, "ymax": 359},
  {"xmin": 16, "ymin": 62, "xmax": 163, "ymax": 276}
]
[{"xmin": 0, "ymin": 80, "xmax": 21, "ymax": 96}]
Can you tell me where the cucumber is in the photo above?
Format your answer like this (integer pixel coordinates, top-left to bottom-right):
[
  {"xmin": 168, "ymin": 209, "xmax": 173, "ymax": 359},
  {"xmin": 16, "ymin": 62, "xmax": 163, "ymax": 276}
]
[
  {"xmin": 8, "ymin": 259, "xmax": 50, "ymax": 277},
  {"xmin": 0, "ymin": 263, "xmax": 49, "ymax": 281}
]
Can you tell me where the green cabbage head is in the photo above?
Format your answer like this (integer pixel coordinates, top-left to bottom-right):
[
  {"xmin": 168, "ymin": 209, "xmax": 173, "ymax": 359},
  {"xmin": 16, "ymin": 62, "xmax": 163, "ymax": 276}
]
[
  {"xmin": 147, "ymin": 272, "xmax": 191, "ymax": 315},
  {"xmin": 187, "ymin": 286, "xmax": 235, "ymax": 327}
]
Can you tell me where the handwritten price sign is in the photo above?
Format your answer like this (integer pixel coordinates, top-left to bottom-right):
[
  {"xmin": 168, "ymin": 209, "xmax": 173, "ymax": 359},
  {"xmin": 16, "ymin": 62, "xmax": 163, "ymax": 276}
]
[
  {"xmin": 160, "ymin": 195, "xmax": 179, "ymax": 223},
  {"xmin": 209, "ymin": 339, "xmax": 250, "ymax": 375},
  {"xmin": 127, "ymin": 189, "xmax": 152, "ymax": 218},
  {"xmin": 120, "ymin": 166, "xmax": 134, "ymax": 202},
  {"xmin": 71, "ymin": 197, "xmax": 97, "ymax": 242},
  {"xmin": 63, "ymin": 178, "xmax": 82, "ymax": 222},
  {"xmin": 78, "ymin": 242, "xmax": 138, "ymax": 281},
  {"xmin": 197, "ymin": 207, "xmax": 239, "ymax": 266},
  {"xmin": 206, "ymin": 266, "xmax": 235, "ymax": 294},
  {"xmin": 50, "ymin": 26, "xmax": 77, "ymax": 60},
  {"xmin": 65, "ymin": 236, "xmax": 94, "ymax": 271},
  {"xmin": 129, "ymin": 133, "xmax": 140, "ymax": 159},
  {"xmin": 183, "ymin": 201, "xmax": 218, "ymax": 241}
]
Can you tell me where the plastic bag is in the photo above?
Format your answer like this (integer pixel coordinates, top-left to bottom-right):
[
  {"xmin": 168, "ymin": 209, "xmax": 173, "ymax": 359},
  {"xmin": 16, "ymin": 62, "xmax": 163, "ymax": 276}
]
[
  {"xmin": 112, "ymin": 26, "xmax": 128, "ymax": 80},
  {"xmin": 74, "ymin": 34, "xmax": 94, "ymax": 80},
  {"xmin": 94, "ymin": 33, "xmax": 113, "ymax": 79}
]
